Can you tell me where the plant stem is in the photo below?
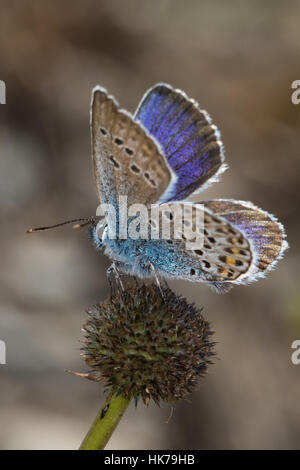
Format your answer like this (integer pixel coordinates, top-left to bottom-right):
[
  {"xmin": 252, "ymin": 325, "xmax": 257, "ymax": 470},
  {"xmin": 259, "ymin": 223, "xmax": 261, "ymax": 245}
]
[{"xmin": 79, "ymin": 391, "xmax": 131, "ymax": 450}]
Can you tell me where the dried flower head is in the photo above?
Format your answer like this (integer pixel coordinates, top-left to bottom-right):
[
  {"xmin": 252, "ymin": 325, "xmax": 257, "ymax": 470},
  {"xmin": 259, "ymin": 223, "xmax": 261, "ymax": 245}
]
[{"xmin": 81, "ymin": 283, "xmax": 215, "ymax": 405}]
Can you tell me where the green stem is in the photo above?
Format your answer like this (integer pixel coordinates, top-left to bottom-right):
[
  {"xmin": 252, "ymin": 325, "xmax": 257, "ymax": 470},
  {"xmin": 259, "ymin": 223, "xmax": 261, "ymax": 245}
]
[{"xmin": 79, "ymin": 391, "xmax": 131, "ymax": 450}]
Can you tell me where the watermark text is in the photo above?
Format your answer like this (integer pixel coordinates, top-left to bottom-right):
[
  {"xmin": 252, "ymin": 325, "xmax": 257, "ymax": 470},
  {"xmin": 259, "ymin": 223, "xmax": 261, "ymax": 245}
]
[
  {"xmin": 291, "ymin": 80, "xmax": 300, "ymax": 105},
  {"xmin": 96, "ymin": 197, "xmax": 204, "ymax": 250},
  {"xmin": 0, "ymin": 340, "xmax": 6, "ymax": 365},
  {"xmin": 0, "ymin": 80, "xmax": 6, "ymax": 104},
  {"xmin": 291, "ymin": 340, "xmax": 300, "ymax": 365}
]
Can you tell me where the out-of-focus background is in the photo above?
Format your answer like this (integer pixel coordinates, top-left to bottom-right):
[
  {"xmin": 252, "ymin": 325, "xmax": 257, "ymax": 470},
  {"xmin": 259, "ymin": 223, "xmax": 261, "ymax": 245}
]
[{"xmin": 0, "ymin": 0, "xmax": 299, "ymax": 450}]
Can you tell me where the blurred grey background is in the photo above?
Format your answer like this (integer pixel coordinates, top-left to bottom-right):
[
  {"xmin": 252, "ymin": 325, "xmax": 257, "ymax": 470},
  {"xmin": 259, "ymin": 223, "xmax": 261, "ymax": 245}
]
[{"xmin": 0, "ymin": 0, "xmax": 299, "ymax": 449}]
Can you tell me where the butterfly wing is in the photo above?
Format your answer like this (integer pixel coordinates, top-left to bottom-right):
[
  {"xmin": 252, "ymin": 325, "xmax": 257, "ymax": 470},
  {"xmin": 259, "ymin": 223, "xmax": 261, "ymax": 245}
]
[
  {"xmin": 204, "ymin": 199, "xmax": 288, "ymax": 280},
  {"xmin": 134, "ymin": 83, "xmax": 226, "ymax": 202},
  {"xmin": 146, "ymin": 200, "xmax": 287, "ymax": 291},
  {"xmin": 91, "ymin": 86, "xmax": 176, "ymax": 211},
  {"xmin": 142, "ymin": 202, "xmax": 254, "ymax": 292}
]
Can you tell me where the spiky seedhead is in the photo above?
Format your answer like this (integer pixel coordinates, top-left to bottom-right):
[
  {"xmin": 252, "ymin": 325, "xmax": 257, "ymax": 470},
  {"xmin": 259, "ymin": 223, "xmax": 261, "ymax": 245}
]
[{"xmin": 81, "ymin": 283, "xmax": 215, "ymax": 405}]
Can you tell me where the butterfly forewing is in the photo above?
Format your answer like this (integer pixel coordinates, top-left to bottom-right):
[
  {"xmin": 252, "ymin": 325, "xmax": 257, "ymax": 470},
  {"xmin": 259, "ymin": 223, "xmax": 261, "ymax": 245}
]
[{"xmin": 91, "ymin": 87, "xmax": 174, "ymax": 211}]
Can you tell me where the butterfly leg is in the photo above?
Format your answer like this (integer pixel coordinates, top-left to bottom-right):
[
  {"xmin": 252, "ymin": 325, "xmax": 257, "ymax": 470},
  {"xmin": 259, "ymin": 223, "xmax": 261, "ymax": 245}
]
[
  {"xmin": 210, "ymin": 281, "xmax": 233, "ymax": 294},
  {"xmin": 107, "ymin": 261, "xmax": 125, "ymax": 292},
  {"xmin": 149, "ymin": 262, "xmax": 165, "ymax": 299}
]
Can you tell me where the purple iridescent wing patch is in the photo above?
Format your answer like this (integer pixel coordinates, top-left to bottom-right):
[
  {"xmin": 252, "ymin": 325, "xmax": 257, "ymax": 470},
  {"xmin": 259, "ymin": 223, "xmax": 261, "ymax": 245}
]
[
  {"xmin": 204, "ymin": 199, "xmax": 288, "ymax": 279},
  {"xmin": 134, "ymin": 83, "xmax": 226, "ymax": 202}
]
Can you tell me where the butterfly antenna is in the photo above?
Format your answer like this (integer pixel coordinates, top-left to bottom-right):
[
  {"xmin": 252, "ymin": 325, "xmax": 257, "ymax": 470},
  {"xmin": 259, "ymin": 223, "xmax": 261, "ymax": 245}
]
[{"xmin": 26, "ymin": 217, "xmax": 99, "ymax": 234}]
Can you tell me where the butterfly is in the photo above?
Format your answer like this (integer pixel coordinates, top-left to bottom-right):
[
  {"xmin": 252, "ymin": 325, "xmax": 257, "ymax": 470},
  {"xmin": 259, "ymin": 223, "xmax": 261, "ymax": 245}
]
[{"xmin": 28, "ymin": 83, "xmax": 288, "ymax": 293}]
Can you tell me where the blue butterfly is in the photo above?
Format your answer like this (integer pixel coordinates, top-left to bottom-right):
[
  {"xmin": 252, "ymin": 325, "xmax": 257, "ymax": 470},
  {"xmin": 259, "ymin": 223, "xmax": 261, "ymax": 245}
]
[
  {"xmin": 87, "ymin": 83, "xmax": 288, "ymax": 293},
  {"xmin": 28, "ymin": 84, "xmax": 288, "ymax": 293}
]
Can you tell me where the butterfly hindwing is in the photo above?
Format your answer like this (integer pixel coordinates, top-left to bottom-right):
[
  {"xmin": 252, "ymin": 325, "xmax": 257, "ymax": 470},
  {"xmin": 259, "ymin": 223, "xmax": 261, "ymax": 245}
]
[
  {"xmin": 135, "ymin": 83, "xmax": 226, "ymax": 202},
  {"xmin": 204, "ymin": 199, "xmax": 288, "ymax": 282},
  {"xmin": 137, "ymin": 202, "xmax": 254, "ymax": 289}
]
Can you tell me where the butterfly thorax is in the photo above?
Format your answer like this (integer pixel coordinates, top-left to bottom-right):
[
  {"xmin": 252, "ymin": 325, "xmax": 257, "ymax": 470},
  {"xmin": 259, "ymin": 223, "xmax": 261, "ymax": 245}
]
[{"xmin": 91, "ymin": 225, "xmax": 155, "ymax": 277}]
